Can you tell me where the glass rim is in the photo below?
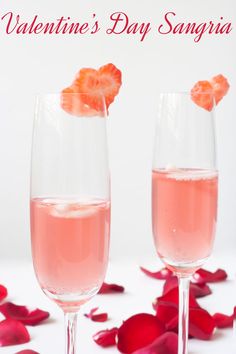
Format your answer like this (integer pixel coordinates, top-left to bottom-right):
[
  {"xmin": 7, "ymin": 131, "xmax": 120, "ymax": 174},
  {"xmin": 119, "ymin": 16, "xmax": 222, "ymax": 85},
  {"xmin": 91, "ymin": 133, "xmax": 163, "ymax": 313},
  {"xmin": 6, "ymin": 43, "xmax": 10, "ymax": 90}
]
[
  {"xmin": 35, "ymin": 92, "xmax": 108, "ymax": 117},
  {"xmin": 35, "ymin": 92, "xmax": 106, "ymax": 98},
  {"xmin": 158, "ymin": 91, "xmax": 215, "ymax": 96}
]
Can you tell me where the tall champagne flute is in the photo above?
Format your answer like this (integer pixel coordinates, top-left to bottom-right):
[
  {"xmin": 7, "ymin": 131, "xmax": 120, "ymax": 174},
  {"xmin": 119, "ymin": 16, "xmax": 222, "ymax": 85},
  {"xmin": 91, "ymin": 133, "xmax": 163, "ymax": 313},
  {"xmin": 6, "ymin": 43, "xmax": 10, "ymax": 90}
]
[
  {"xmin": 30, "ymin": 93, "xmax": 110, "ymax": 354},
  {"xmin": 152, "ymin": 93, "xmax": 218, "ymax": 354}
]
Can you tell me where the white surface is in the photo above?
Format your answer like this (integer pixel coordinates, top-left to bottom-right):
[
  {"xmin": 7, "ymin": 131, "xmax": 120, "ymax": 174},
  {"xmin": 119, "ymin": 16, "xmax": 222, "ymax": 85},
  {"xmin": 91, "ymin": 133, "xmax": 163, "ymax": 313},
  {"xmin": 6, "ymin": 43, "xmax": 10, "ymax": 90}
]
[
  {"xmin": 0, "ymin": 255, "xmax": 235, "ymax": 354},
  {"xmin": 0, "ymin": 0, "xmax": 236, "ymax": 261}
]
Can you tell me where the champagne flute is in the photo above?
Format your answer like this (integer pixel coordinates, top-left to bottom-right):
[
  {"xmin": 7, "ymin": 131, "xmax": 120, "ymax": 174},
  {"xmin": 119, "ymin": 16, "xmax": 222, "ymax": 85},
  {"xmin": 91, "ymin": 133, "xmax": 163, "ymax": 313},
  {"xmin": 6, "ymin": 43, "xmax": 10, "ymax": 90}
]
[
  {"xmin": 152, "ymin": 93, "xmax": 218, "ymax": 354},
  {"xmin": 30, "ymin": 93, "xmax": 110, "ymax": 353}
]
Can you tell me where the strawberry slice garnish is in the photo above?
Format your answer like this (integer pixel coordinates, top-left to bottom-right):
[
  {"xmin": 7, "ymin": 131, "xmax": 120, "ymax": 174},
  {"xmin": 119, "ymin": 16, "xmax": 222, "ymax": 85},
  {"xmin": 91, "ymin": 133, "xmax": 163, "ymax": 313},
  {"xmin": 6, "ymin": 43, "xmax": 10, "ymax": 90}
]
[
  {"xmin": 75, "ymin": 63, "xmax": 122, "ymax": 111},
  {"xmin": 210, "ymin": 74, "xmax": 230, "ymax": 105},
  {"xmin": 61, "ymin": 86, "xmax": 100, "ymax": 117},
  {"xmin": 191, "ymin": 74, "xmax": 230, "ymax": 111},
  {"xmin": 191, "ymin": 81, "xmax": 214, "ymax": 111},
  {"xmin": 61, "ymin": 63, "xmax": 122, "ymax": 116}
]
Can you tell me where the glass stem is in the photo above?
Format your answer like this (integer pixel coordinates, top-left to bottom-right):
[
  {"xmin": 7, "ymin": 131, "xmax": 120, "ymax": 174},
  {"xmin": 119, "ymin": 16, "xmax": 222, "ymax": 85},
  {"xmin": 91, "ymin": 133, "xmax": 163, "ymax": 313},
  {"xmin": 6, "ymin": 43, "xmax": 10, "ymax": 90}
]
[
  {"xmin": 64, "ymin": 312, "xmax": 78, "ymax": 354},
  {"xmin": 178, "ymin": 276, "xmax": 190, "ymax": 354}
]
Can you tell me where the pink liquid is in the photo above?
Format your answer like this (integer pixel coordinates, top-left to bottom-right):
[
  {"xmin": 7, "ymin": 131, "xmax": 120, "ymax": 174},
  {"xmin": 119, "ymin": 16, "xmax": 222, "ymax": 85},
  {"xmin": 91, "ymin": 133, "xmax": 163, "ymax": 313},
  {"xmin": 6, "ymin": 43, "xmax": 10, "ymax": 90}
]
[
  {"xmin": 152, "ymin": 169, "xmax": 218, "ymax": 272},
  {"xmin": 30, "ymin": 198, "xmax": 110, "ymax": 307}
]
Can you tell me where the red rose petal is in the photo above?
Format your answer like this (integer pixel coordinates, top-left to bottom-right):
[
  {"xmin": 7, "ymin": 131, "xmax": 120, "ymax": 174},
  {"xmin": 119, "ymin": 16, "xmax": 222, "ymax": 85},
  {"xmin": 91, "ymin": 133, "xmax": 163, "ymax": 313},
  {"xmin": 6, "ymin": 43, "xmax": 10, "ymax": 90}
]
[
  {"xmin": 132, "ymin": 332, "xmax": 178, "ymax": 354},
  {"xmin": 166, "ymin": 315, "xmax": 178, "ymax": 333},
  {"xmin": 98, "ymin": 282, "xmax": 124, "ymax": 294},
  {"xmin": 0, "ymin": 302, "xmax": 49, "ymax": 326},
  {"xmin": 155, "ymin": 301, "xmax": 178, "ymax": 325},
  {"xmin": 193, "ymin": 268, "xmax": 227, "ymax": 284},
  {"xmin": 85, "ymin": 307, "xmax": 99, "ymax": 317},
  {"xmin": 189, "ymin": 308, "xmax": 215, "ymax": 340},
  {"xmin": 155, "ymin": 287, "xmax": 200, "ymax": 308},
  {"xmin": 15, "ymin": 351, "xmax": 39, "ymax": 354},
  {"xmin": 91, "ymin": 314, "xmax": 108, "ymax": 322},
  {"xmin": 162, "ymin": 276, "xmax": 178, "ymax": 294},
  {"xmin": 163, "ymin": 276, "xmax": 211, "ymax": 298},
  {"xmin": 213, "ymin": 307, "xmax": 236, "ymax": 328},
  {"xmin": 117, "ymin": 313, "xmax": 165, "ymax": 354},
  {"xmin": 140, "ymin": 266, "xmax": 173, "ymax": 280},
  {"xmin": 84, "ymin": 307, "xmax": 108, "ymax": 322},
  {"xmin": 167, "ymin": 307, "xmax": 215, "ymax": 340},
  {"xmin": 93, "ymin": 327, "xmax": 118, "ymax": 347},
  {"xmin": 0, "ymin": 319, "xmax": 30, "ymax": 346},
  {"xmin": 190, "ymin": 282, "xmax": 212, "ymax": 298},
  {"xmin": 0, "ymin": 285, "xmax": 7, "ymax": 302},
  {"xmin": 213, "ymin": 313, "xmax": 234, "ymax": 328}
]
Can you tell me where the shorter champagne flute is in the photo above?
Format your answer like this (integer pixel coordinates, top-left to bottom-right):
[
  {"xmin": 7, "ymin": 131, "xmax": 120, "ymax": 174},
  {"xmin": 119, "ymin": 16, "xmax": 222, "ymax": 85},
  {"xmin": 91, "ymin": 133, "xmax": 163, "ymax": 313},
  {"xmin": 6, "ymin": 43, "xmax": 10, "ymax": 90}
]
[{"xmin": 152, "ymin": 93, "xmax": 218, "ymax": 354}]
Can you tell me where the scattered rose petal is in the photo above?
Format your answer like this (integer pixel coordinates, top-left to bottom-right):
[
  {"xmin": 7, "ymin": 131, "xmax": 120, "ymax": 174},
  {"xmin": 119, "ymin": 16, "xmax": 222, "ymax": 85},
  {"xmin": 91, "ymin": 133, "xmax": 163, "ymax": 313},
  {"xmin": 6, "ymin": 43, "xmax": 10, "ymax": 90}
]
[
  {"xmin": 155, "ymin": 287, "xmax": 200, "ymax": 309},
  {"xmin": 92, "ymin": 264, "xmax": 231, "ymax": 351},
  {"xmin": 117, "ymin": 313, "xmax": 165, "ymax": 354},
  {"xmin": 15, "ymin": 350, "xmax": 39, "ymax": 354},
  {"xmin": 189, "ymin": 308, "xmax": 215, "ymax": 340},
  {"xmin": 98, "ymin": 282, "xmax": 124, "ymax": 294},
  {"xmin": 213, "ymin": 307, "xmax": 236, "ymax": 328},
  {"xmin": 0, "ymin": 285, "xmax": 7, "ymax": 302},
  {"xmin": 155, "ymin": 301, "xmax": 178, "ymax": 325},
  {"xmin": 0, "ymin": 319, "xmax": 30, "ymax": 346},
  {"xmin": 190, "ymin": 282, "xmax": 212, "ymax": 298},
  {"xmin": 84, "ymin": 307, "xmax": 108, "ymax": 322},
  {"xmin": 93, "ymin": 327, "xmax": 118, "ymax": 347},
  {"xmin": 162, "ymin": 276, "xmax": 178, "ymax": 294},
  {"xmin": 0, "ymin": 302, "xmax": 49, "ymax": 326},
  {"xmin": 132, "ymin": 332, "xmax": 178, "ymax": 354},
  {"xmin": 163, "ymin": 276, "xmax": 212, "ymax": 298},
  {"xmin": 167, "ymin": 307, "xmax": 215, "ymax": 340},
  {"xmin": 140, "ymin": 266, "xmax": 172, "ymax": 280},
  {"xmin": 193, "ymin": 269, "xmax": 227, "ymax": 284}
]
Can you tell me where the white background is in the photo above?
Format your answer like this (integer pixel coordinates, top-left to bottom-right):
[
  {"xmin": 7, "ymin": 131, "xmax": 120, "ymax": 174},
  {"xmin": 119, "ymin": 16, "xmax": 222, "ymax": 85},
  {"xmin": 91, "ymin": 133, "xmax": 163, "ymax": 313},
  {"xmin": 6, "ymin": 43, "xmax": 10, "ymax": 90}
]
[
  {"xmin": 0, "ymin": 0, "xmax": 235, "ymax": 264},
  {"xmin": 0, "ymin": 1, "xmax": 236, "ymax": 354}
]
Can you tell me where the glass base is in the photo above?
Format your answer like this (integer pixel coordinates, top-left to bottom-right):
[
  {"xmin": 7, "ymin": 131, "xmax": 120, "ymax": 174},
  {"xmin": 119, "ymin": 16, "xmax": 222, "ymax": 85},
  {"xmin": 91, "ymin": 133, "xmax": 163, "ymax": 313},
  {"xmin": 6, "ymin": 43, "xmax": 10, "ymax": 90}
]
[
  {"xmin": 43, "ymin": 286, "xmax": 99, "ymax": 312},
  {"xmin": 159, "ymin": 254, "xmax": 210, "ymax": 276}
]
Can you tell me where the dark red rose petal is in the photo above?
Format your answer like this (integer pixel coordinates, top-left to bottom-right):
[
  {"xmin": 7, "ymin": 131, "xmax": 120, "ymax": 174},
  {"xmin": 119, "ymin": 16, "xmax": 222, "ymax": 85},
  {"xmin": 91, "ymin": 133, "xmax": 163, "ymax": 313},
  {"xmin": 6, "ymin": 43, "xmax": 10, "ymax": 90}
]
[
  {"xmin": 213, "ymin": 313, "xmax": 234, "ymax": 328},
  {"xmin": 93, "ymin": 327, "xmax": 118, "ymax": 347},
  {"xmin": 91, "ymin": 313, "xmax": 108, "ymax": 322},
  {"xmin": 140, "ymin": 266, "xmax": 173, "ymax": 280},
  {"xmin": 0, "ymin": 319, "xmax": 30, "ymax": 346},
  {"xmin": 84, "ymin": 307, "xmax": 108, "ymax": 322},
  {"xmin": 166, "ymin": 315, "xmax": 178, "ymax": 333},
  {"xmin": 163, "ymin": 276, "xmax": 178, "ymax": 294},
  {"xmin": 193, "ymin": 268, "xmax": 227, "ymax": 284},
  {"xmin": 155, "ymin": 287, "xmax": 200, "ymax": 309},
  {"xmin": 0, "ymin": 285, "xmax": 7, "ymax": 302},
  {"xmin": 167, "ymin": 307, "xmax": 215, "ymax": 340},
  {"xmin": 98, "ymin": 282, "xmax": 124, "ymax": 294},
  {"xmin": 0, "ymin": 302, "xmax": 49, "ymax": 326},
  {"xmin": 189, "ymin": 308, "xmax": 215, "ymax": 340},
  {"xmin": 117, "ymin": 313, "xmax": 165, "ymax": 354},
  {"xmin": 85, "ymin": 307, "xmax": 99, "ymax": 318},
  {"xmin": 213, "ymin": 307, "xmax": 236, "ymax": 328},
  {"xmin": 132, "ymin": 332, "xmax": 178, "ymax": 354},
  {"xmin": 155, "ymin": 301, "xmax": 178, "ymax": 325},
  {"xmin": 163, "ymin": 276, "xmax": 211, "ymax": 298},
  {"xmin": 15, "ymin": 350, "xmax": 39, "ymax": 354},
  {"xmin": 190, "ymin": 282, "xmax": 212, "ymax": 298}
]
